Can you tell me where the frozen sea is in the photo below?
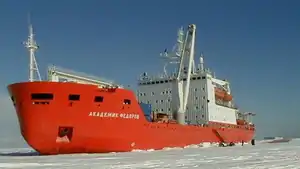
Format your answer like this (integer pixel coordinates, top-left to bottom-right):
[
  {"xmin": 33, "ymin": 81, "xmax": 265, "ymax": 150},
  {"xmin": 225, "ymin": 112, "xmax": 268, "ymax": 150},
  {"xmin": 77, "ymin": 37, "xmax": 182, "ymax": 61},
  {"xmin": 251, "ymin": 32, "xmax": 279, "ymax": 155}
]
[{"xmin": 0, "ymin": 139, "xmax": 300, "ymax": 169}]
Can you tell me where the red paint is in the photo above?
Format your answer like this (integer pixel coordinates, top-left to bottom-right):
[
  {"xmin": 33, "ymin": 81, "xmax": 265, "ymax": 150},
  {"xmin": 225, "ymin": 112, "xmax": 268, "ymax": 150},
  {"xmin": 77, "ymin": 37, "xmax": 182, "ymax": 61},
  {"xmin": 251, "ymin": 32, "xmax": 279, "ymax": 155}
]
[{"xmin": 7, "ymin": 82, "xmax": 255, "ymax": 155}]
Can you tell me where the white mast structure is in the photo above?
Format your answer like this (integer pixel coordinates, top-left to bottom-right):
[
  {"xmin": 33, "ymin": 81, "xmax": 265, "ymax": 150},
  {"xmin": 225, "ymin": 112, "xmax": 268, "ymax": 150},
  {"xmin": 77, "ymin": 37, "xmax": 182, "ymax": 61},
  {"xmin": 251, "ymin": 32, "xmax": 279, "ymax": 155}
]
[
  {"xmin": 160, "ymin": 26, "xmax": 185, "ymax": 76},
  {"xmin": 172, "ymin": 24, "xmax": 197, "ymax": 125},
  {"xmin": 24, "ymin": 18, "xmax": 41, "ymax": 82}
]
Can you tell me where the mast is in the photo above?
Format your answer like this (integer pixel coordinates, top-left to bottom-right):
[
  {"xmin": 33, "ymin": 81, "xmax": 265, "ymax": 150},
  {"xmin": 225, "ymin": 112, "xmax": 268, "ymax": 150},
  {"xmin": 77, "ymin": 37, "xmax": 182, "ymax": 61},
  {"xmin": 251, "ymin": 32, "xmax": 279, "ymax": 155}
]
[
  {"xmin": 172, "ymin": 24, "xmax": 197, "ymax": 125},
  {"xmin": 23, "ymin": 15, "xmax": 41, "ymax": 82},
  {"xmin": 160, "ymin": 27, "xmax": 185, "ymax": 76}
]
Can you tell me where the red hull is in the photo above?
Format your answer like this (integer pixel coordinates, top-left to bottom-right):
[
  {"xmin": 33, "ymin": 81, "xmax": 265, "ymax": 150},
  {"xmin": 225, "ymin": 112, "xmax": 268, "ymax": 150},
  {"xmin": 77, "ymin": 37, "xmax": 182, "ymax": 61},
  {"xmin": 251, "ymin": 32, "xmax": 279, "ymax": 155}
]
[{"xmin": 7, "ymin": 82, "xmax": 255, "ymax": 155}]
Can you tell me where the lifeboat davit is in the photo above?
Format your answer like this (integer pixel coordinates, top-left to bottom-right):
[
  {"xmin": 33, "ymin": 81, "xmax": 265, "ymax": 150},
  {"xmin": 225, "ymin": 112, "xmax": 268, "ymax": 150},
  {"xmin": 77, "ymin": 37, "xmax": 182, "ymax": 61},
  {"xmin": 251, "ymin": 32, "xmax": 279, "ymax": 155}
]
[{"xmin": 214, "ymin": 87, "xmax": 233, "ymax": 101}]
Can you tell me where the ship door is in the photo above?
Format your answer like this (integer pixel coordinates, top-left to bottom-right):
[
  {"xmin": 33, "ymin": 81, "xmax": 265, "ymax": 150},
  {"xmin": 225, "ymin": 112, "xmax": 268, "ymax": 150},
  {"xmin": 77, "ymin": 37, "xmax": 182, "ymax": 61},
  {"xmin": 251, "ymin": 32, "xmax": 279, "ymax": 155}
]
[{"xmin": 56, "ymin": 126, "xmax": 73, "ymax": 143}]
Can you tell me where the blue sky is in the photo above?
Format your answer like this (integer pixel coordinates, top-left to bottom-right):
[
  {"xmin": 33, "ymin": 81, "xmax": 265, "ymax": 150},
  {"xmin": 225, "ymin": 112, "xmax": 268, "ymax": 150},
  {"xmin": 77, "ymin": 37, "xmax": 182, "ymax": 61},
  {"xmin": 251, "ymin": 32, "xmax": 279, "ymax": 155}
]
[{"xmin": 0, "ymin": 0, "xmax": 299, "ymax": 146}]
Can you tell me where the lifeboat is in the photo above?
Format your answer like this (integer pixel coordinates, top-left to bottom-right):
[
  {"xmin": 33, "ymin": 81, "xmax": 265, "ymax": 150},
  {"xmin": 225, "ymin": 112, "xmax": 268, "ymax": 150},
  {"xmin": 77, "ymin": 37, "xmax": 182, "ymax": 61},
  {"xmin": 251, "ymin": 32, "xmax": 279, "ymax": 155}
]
[{"xmin": 214, "ymin": 87, "xmax": 233, "ymax": 101}]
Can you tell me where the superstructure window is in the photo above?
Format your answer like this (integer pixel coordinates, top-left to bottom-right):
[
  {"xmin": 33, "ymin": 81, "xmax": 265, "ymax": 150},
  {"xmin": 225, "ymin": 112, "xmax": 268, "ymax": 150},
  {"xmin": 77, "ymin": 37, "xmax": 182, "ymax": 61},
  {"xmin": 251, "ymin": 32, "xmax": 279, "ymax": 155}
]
[
  {"xmin": 31, "ymin": 93, "xmax": 53, "ymax": 100},
  {"xmin": 94, "ymin": 96, "xmax": 104, "ymax": 102},
  {"xmin": 69, "ymin": 94, "xmax": 80, "ymax": 101}
]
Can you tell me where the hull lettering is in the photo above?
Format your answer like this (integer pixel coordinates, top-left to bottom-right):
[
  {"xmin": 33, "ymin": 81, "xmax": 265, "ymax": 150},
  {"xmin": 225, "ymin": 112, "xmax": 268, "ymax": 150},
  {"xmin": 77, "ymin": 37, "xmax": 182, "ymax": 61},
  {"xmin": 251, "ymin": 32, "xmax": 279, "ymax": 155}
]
[{"xmin": 89, "ymin": 112, "xmax": 139, "ymax": 119}]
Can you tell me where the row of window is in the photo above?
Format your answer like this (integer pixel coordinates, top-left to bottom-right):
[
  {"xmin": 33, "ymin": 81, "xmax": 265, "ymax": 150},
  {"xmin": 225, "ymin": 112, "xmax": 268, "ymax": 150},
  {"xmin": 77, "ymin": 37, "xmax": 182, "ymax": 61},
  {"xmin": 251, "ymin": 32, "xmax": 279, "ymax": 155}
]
[
  {"xmin": 31, "ymin": 93, "xmax": 131, "ymax": 104},
  {"xmin": 150, "ymin": 110, "xmax": 206, "ymax": 121},
  {"xmin": 139, "ymin": 76, "xmax": 207, "ymax": 85},
  {"xmin": 139, "ymin": 87, "xmax": 205, "ymax": 97},
  {"xmin": 153, "ymin": 106, "xmax": 205, "ymax": 112},
  {"xmin": 144, "ymin": 96, "xmax": 206, "ymax": 104}
]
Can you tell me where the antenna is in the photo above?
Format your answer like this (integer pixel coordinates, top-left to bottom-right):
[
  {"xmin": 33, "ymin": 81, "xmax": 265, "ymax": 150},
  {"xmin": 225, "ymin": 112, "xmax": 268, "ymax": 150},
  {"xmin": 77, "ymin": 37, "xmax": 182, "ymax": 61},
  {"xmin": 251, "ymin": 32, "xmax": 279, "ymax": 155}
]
[
  {"xmin": 24, "ymin": 13, "xmax": 41, "ymax": 82},
  {"xmin": 199, "ymin": 52, "xmax": 204, "ymax": 71}
]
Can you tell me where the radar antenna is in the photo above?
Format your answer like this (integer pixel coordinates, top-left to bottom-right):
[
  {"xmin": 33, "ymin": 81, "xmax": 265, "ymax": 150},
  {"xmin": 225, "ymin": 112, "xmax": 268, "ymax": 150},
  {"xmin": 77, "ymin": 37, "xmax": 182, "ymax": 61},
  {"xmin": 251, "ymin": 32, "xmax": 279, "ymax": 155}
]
[{"xmin": 23, "ymin": 14, "xmax": 41, "ymax": 82}]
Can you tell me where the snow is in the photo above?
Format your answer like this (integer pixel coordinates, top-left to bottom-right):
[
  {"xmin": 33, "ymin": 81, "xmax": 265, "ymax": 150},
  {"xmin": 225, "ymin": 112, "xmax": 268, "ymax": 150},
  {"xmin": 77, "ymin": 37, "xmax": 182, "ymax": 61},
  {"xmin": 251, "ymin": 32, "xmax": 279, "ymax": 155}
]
[{"xmin": 0, "ymin": 140, "xmax": 300, "ymax": 169}]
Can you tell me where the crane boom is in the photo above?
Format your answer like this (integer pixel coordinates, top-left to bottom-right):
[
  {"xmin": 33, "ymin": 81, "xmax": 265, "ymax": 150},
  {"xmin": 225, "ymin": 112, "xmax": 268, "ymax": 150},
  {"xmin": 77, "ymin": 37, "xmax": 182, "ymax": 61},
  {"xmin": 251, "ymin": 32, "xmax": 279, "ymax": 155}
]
[
  {"xmin": 172, "ymin": 24, "xmax": 197, "ymax": 125},
  {"xmin": 47, "ymin": 65, "xmax": 122, "ymax": 88}
]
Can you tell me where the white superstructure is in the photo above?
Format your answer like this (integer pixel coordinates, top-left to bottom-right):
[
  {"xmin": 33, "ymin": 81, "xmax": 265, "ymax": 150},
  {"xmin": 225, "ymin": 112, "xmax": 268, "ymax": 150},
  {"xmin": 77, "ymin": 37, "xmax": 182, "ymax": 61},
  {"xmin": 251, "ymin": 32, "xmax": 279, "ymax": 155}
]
[{"xmin": 137, "ymin": 24, "xmax": 253, "ymax": 125}]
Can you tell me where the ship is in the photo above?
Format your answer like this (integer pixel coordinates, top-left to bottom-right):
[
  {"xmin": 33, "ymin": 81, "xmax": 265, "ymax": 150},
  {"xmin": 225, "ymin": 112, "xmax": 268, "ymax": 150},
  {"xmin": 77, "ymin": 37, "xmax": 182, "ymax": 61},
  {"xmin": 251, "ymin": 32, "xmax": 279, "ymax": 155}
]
[{"xmin": 7, "ymin": 23, "xmax": 256, "ymax": 155}]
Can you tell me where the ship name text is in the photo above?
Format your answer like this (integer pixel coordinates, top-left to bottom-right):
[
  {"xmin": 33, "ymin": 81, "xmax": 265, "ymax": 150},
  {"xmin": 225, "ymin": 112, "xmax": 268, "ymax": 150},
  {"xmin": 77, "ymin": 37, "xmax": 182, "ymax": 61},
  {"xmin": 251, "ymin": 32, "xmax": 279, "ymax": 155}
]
[{"xmin": 88, "ymin": 112, "xmax": 140, "ymax": 119}]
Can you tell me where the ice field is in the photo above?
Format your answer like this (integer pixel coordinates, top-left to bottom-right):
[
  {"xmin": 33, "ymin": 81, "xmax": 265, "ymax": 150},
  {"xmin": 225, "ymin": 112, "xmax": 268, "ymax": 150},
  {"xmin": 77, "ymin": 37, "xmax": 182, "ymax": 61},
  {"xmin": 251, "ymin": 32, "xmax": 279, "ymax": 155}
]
[{"xmin": 0, "ymin": 139, "xmax": 299, "ymax": 169}]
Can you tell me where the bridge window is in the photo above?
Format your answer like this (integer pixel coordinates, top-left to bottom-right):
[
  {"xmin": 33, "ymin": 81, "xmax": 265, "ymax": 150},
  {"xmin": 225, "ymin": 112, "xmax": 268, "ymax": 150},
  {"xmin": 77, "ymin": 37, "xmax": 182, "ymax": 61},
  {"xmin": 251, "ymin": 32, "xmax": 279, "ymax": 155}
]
[
  {"xmin": 31, "ymin": 93, "xmax": 53, "ymax": 100},
  {"xmin": 94, "ymin": 96, "xmax": 104, "ymax": 102},
  {"xmin": 124, "ymin": 99, "xmax": 131, "ymax": 105},
  {"xmin": 69, "ymin": 94, "xmax": 80, "ymax": 101}
]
